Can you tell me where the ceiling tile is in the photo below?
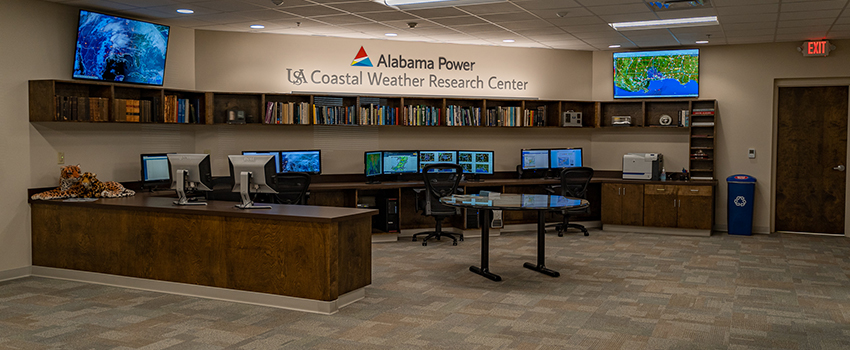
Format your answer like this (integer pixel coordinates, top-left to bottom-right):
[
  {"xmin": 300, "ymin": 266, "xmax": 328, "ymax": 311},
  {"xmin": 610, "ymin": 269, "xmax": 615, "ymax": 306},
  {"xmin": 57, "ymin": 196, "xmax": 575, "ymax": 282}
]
[
  {"xmin": 454, "ymin": 23, "xmax": 508, "ymax": 34},
  {"xmin": 515, "ymin": 26, "xmax": 567, "ymax": 35},
  {"xmin": 479, "ymin": 12, "xmax": 539, "ymax": 22},
  {"xmin": 719, "ymin": 13, "xmax": 780, "ymax": 24},
  {"xmin": 430, "ymin": 16, "xmax": 487, "ymax": 26},
  {"xmin": 778, "ymin": 19, "xmax": 835, "ymax": 28},
  {"xmin": 724, "ymin": 29, "xmax": 775, "ymax": 37},
  {"xmin": 512, "ymin": 0, "xmax": 582, "ymax": 11},
  {"xmin": 404, "ymin": 7, "xmax": 469, "ymax": 18},
  {"xmin": 584, "ymin": 3, "xmax": 654, "ymax": 16},
  {"xmin": 455, "ymin": 2, "xmax": 523, "ymax": 15},
  {"xmin": 725, "ymin": 35, "xmax": 776, "ymax": 44},
  {"xmin": 779, "ymin": 10, "xmax": 841, "ymax": 21},
  {"xmin": 312, "ymin": 14, "xmax": 374, "ymax": 25},
  {"xmin": 716, "ymin": 4, "xmax": 779, "ymax": 15},
  {"xmin": 281, "ymin": 5, "xmax": 345, "ymax": 17},
  {"xmin": 721, "ymin": 21, "xmax": 777, "ymax": 31},
  {"xmin": 499, "ymin": 20, "xmax": 561, "ymax": 30},
  {"xmin": 781, "ymin": 0, "xmax": 848, "ymax": 12},
  {"xmin": 325, "ymin": 1, "xmax": 392, "ymax": 13},
  {"xmin": 357, "ymin": 11, "xmax": 419, "ymax": 21},
  {"xmin": 712, "ymin": 0, "xmax": 779, "ymax": 6}
]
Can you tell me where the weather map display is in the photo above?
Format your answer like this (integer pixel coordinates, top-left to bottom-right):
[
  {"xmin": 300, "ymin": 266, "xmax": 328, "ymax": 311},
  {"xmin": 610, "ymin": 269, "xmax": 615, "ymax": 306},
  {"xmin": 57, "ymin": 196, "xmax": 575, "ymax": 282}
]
[
  {"xmin": 458, "ymin": 151, "xmax": 493, "ymax": 174},
  {"xmin": 73, "ymin": 10, "xmax": 170, "ymax": 86},
  {"xmin": 280, "ymin": 150, "xmax": 322, "ymax": 174},
  {"xmin": 419, "ymin": 151, "xmax": 457, "ymax": 172},
  {"xmin": 383, "ymin": 151, "xmax": 419, "ymax": 174},
  {"xmin": 613, "ymin": 49, "xmax": 699, "ymax": 99},
  {"xmin": 364, "ymin": 151, "xmax": 383, "ymax": 177}
]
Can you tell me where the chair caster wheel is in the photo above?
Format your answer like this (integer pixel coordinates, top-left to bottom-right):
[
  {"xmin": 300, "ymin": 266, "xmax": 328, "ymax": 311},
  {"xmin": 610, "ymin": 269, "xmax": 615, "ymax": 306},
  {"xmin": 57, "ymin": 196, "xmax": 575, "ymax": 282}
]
[
  {"xmin": 557, "ymin": 233, "xmax": 564, "ymax": 237},
  {"xmin": 452, "ymin": 241, "xmax": 457, "ymax": 246},
  {"xmin": 459, "ymin": 237, "xmax": 464, "ymax": 242},
  {"xmin": 412, "ymin": 237, "xmax": 416, "ymax": 241},
  {"xmin": 584, "ymin": 232, "xmax": 589, "ymax": 236},
  {"xmin": 422, "ymin": 241, "xmax": 427, "ymax": 246}
]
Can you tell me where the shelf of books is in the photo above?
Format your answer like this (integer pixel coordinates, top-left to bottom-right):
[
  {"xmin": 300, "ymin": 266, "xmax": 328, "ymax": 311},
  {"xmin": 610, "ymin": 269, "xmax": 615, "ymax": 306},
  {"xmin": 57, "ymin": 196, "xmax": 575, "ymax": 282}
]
[
  {"xmin": 263, "ymin": 93, "xmax": 311, "ymax": 125},
  {"xmin": 359, "ymin": 96, "xmax": 401, "ymax": 126},
  {"xmin": 402, "ymin": 97, "xmax": 444, "ymax": 126}
]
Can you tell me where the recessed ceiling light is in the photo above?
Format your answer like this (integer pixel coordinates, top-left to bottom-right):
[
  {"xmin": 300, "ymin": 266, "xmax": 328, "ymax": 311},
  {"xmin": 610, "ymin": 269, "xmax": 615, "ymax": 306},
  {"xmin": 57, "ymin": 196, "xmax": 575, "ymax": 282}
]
[
  {"xmin": 609, "ymin": 44, "xmax": 621, "ymax": 48},
  {"xmin": 696, "ymin": 40, "xmax": 709, "ymax": 44},
  {"xmin": 176, "ymin": 9, "xmax": 194, "ymax": 14},
  {"xmin": 385, "ymin": 33, "xmax": 398, "ymax": 37},
  {"xmin": 250, "ymin": 24, "xmax": 265, "ymax": 29},
  {"xmin": 609, "ymin": 16, "xmax": 718, "ymax": 31},
  {"xmin": 503, "ymin": 39, "xmax": 515, "ymax": 43}
]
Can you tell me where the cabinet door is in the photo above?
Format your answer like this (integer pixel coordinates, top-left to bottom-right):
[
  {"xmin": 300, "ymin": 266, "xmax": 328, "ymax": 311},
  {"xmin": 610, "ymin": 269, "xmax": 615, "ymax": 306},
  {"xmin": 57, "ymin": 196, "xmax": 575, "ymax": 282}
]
[
  {"xmin": 643, "ymin": 184, "xmax": 678, "ymax": 227},
  {"xmin": 621, "ymin": 184, "xmax": 644, "ymax": 226},
  {"xmin": 677, "ymin": 185, "xmax": 713, "ymax": 229},
  {"xmin": 601, "ymin": 183, "xmax": 623, "ymax": 225}
]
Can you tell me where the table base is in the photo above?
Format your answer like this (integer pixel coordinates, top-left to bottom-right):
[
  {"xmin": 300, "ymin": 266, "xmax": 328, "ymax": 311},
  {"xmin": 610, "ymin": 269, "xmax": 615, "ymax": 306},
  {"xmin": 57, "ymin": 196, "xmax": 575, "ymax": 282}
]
[
  {"xmin": 522, "ymin": 262, "xmax": 560, "ymax": 277},
  {"xmin": 469, "ymin": 266, "xmax": 502, "ymax": 281}
]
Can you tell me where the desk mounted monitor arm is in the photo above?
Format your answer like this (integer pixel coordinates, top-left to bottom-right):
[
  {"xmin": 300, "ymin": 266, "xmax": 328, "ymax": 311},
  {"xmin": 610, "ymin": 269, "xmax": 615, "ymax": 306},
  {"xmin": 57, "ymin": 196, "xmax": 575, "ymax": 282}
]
[
  {"xmin": 173, "ymin": 169, "xmax": 207, "ymax": 206},
  {"xmin": 235, "ymin": 171, "xmax": 272, "ymax": 209}
]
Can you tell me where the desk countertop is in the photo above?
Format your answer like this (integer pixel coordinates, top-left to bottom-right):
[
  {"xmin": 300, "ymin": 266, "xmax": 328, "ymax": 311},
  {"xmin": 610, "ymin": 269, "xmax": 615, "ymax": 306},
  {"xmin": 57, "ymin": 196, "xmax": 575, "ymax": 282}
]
[
  {"xmin": 31, "ymin": 194, "xmax": 378, "ymax": 223},
  {"xmin": 309, "ymin": 176, "xmax": 716, "ymax": 191}
]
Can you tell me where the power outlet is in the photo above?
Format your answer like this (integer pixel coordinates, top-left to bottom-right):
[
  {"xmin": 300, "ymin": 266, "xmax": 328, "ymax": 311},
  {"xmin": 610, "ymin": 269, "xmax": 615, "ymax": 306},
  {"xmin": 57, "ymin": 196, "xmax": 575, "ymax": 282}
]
[{"xmin": 57, "ymin": 152, "xmax": 65, "ymax": 164}]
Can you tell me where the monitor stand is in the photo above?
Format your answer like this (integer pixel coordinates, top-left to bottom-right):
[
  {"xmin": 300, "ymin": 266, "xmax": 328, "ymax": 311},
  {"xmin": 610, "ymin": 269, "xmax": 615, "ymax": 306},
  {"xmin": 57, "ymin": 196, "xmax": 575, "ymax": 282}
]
[
  {"xmin": 366, "ymin": 179, "xmax": 381, "ymax": 184},
  {"xmin": 235, "ymin": 171, "xmax": 272, "ymax": 209},
  {"xmin": 173, "ymin": 170, "xmax": 206, "ymax": 206},
  {"xmin": 465, "ymin": 174, "xmax": 483, "ymax": 182}
]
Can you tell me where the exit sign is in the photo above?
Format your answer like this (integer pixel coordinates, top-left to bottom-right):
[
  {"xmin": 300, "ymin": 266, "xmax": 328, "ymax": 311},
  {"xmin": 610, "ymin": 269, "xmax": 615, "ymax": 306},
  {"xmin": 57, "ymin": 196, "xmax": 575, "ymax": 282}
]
[{"xmin": 799, "ymin": 40, "xmax": 834, "ymax": 57}]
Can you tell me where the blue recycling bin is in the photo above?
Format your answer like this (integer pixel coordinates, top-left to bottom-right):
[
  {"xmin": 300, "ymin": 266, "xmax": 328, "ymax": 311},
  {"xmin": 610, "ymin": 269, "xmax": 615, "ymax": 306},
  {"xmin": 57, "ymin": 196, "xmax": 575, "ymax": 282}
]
[{"xmin": 726, "ymin": 174, "xmax": 756, "ymax": 235}]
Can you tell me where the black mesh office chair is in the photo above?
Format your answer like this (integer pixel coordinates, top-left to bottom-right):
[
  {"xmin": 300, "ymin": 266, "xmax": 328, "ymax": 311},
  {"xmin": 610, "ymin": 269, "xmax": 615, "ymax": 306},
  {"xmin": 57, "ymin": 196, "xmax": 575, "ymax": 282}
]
[
  {"xmin": 272, "ymin": 172, "xmax": 311, "ymax": 205},
  {"xmin": 412, "ymin": 163, "xmax": 464, "ymax": 246},
  {"xmin": 547, "ymin": 167, "xmax": 593, "ymax": 236}
]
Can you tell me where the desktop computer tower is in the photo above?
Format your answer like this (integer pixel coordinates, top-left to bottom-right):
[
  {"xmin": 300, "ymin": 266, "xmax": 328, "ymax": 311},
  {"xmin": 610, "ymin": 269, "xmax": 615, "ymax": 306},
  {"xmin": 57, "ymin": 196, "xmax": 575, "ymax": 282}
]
[
  {"xmin": 464, "ymin": 209, "xmax": 503, "ymax": 229},
  {"xmin": 373, "ymin": 197, "xmax": 400, "ymax": 233}
]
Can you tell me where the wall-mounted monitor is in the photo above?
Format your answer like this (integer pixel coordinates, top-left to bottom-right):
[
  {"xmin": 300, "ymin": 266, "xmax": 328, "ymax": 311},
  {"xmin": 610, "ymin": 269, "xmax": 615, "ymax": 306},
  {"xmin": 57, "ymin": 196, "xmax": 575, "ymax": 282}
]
[
  {"xmin": 228, "ymin": 154, "xmax": 277, "ymax": 209},
  {"xmin": 521, "ymin": 149, "xmax": 549, "ymax": 170},
  {"xmin": 73, "ymin": 10, "xmax": 170, "ymax": 86},
  {"xmin": 279, "ymin": 150, "xmax": 321, "ymax": 174},
  {"xmin": 364, "ymin": 151, "xmax": 383, "ymax": 183},
  {"xmin": 167, "ymin": 153, "xmax": 213, "ymax": 205},
  {"xmin": 140, "ymin": 153, "xmax": 170, "ymax": 189},
  {"xmin": 243, "ymin": 151, "xmax": 281, "ymax": 173},
  {"xmin": 613, "ymin": 49, "xmax": 699, "ymax": 99},
  {"xmin": 458, "ymin": 150, "xmax": 494, "ymax": 175},
  {"xmin": 383, "ymin": 151, "xmax": 419, "ymax": 175},
  {"xmin": 419, "ymin": 150, "xmax": 457, "ymax": 172},
  {"xmin": 549, "ymin": 148, "xmax": 583, "ymax": 169}
]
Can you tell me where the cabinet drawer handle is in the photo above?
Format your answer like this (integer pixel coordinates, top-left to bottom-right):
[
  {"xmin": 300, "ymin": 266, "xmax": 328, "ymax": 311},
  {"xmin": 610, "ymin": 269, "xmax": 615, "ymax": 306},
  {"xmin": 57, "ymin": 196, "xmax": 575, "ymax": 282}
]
[
  {"xmin": 657, "ymin": 188, "xmax": 665, "ymax": 191},
  {"xmin": 690, "ymin": 189, "xmax": 699, "ymax": 192}
]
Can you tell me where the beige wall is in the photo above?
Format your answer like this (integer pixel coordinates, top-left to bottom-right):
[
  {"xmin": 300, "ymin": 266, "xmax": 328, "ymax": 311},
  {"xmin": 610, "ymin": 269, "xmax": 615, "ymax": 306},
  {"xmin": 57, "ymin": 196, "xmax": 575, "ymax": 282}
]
[{"xmin": 594, "ymin": 41, "xmax": 850, "ymax": 233}]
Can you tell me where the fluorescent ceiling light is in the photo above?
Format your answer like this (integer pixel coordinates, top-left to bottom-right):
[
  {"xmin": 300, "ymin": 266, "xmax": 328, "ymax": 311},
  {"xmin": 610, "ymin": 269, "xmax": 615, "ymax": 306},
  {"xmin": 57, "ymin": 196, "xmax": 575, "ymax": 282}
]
[
  {"xmin": 609, "ymin": 44, "xmax": 621, "ymax": 48},
  {"xmin": 502, "ymin": 39, "xmax": 515, "ymax": 43},
  {"xmin": 378, "ymin": 0, "xmax": 506, "ymax": 10},
  {"xmin": 176, "ymin": 9, "xmax": 194, "ymax": 14},
  {"xmin": 696, "ymin": 40, "xmax": 709, "ymax": 44},
  {"xmin": 385, "ymin": 33, "xmax": 398, "ymax": 37},
  {"xmin": 609, "ymin": 16, "xmax": 718, "ymax": 31},
  {"xmin": 250, "ymin": 24, "xmax": 265, "ymax": 29}
]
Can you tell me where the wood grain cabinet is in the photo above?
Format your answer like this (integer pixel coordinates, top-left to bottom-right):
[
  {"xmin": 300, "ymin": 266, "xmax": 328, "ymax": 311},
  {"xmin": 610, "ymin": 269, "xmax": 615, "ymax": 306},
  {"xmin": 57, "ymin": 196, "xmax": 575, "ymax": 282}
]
[
  {"xmin": 644, "ymin": 184, "xmax": 713, "ymax": 229},
  {"xmin": 601, "ymin": 183, "xmax": 644, "ymax": 226}
]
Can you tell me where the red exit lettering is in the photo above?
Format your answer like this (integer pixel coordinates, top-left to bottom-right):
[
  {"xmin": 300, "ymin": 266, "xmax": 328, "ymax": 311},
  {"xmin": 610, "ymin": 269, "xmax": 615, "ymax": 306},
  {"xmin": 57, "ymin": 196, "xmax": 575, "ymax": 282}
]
[{"xmin": 808, "ymin": 41, "xmax": 826, "ymax": 55}]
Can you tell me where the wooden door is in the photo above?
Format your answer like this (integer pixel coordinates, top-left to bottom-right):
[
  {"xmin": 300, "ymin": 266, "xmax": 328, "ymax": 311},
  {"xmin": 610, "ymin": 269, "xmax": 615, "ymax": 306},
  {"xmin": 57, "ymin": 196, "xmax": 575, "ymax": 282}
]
[
  {"xmin": 644, "ymin": 184, "xmax": 678, "ymax": 227},
  {"xmin": 621, "ymin": 184, "xmax": 645, "ymax": 226},
  {"xmin": 776, "ymin": 86, "xmax": 848, "ymax": 234},
  {"xmin": 678, "ymin": 185, "xmax": 713, "ymax": 229},
  {"xmin": 601, "ymin": 183, "xmax": 623, "ymax": 225}
]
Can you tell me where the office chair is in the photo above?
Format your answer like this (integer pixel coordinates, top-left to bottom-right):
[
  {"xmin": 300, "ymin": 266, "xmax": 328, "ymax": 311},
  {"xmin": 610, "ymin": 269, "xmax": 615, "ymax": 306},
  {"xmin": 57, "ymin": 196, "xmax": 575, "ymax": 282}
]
[
  {"xmin": 547, "ymin": 167, "xmax": 593, "ymax": 237},
  {"xmin": 272, "ymin": 172, "xmax": 311, "ymax": 205},
  {"xmin": 412, "ymin": 163, "xmax": 464, "ymax": 246}
]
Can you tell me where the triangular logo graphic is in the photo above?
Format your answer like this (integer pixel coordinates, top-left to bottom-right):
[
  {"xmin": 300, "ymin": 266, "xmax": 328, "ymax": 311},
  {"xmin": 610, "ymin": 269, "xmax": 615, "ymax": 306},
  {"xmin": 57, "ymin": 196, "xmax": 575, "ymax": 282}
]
[{"xmin": 351, "ymin": 46, "xmax": 373, "ymax": 67}]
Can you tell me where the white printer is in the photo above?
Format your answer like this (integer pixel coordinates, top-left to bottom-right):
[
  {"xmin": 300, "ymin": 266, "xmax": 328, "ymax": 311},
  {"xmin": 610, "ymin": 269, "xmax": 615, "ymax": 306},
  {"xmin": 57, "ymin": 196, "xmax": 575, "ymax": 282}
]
[{"xmin": 623, "ymin": 153, "xmax": 664, "ymax": 180}]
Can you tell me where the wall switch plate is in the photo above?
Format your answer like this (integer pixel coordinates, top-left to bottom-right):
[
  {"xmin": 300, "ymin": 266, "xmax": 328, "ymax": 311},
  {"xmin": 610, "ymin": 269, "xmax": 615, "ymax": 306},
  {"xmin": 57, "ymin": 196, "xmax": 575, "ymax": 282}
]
[
  {"xmin": 57, "ymin": 152, "xmax": 65, "ymax": 164},
  {"xmin": 748, "ymin": 148, "xmax": 756, "ymax": 159}
]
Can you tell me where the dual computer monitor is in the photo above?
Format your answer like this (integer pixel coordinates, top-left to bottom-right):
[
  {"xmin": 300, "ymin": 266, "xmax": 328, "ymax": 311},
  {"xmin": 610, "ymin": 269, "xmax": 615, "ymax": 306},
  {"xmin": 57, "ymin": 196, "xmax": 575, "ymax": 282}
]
[
  {"xmin": 364, "ymin": 150, "xmax": 494, "ymax": 182},
  {"xmin": 520, "ymin": 148, "xmax": 584, "ymax": 175},
  {"xmin": 242, "ymin": 150, "xmax": 321, "ymax": 175}
]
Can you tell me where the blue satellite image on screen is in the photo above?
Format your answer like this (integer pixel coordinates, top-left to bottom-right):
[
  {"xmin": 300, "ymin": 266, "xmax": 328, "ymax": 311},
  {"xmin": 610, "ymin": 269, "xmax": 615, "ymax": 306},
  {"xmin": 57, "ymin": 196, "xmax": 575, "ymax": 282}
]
[
  {"xmin": 281, "ymin": 152, "xmax": 321, "ymax": 173},
  {"xmin": 73, "ymin": 10, "xmax": 170, "ymax": 85}
]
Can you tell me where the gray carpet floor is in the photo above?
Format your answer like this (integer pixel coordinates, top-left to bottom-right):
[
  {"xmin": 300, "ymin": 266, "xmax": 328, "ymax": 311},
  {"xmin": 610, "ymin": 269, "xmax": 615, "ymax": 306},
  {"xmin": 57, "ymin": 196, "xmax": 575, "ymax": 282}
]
[{"xmin": 1, "ymin": 230, "xmax": 849, "ymax": 349}]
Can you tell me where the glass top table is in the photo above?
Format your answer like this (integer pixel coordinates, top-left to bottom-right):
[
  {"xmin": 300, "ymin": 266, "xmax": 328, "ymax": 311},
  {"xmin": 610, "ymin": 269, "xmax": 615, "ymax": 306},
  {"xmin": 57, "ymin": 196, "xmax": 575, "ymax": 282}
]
[{"xmin": 440, "ymin": 194, "xmax": 589, "ymax": 281}]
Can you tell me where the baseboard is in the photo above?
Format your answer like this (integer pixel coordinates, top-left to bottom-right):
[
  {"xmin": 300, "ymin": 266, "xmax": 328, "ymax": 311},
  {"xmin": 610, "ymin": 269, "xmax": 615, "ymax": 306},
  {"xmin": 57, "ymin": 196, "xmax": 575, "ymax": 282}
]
[
  {"xmin": 371, "ymin": 232, "xmax": 398, "ymax": 243},
  {"xmin": 713, "ymin": 223, "xmax": 771, "ymax": 234},
  {"xmin": 0, "ymin": 266, "xmax": 32, "ymax": 283},
  {"xmin": 603, "ymin": 224, "xmax": 712, "ymax": 237},
  {"xmin": 31, "ymin": 266, "xmax": 365, "ymax": 315}
]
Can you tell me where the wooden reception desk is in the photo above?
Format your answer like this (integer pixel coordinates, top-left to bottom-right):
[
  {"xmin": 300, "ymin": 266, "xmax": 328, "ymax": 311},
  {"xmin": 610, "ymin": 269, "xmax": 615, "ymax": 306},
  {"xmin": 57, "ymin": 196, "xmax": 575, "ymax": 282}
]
[{"xmin": 30, "ymin": 194, "xmax": 377, "ymax": 314}]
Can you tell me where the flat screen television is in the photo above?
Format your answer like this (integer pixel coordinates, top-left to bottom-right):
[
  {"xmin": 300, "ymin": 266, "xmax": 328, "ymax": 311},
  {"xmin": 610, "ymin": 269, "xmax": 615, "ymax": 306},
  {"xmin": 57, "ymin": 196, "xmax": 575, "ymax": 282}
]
[
  {"xmin": 419, "ymin": 150, "xmax": 457, "ymax": 172},
  {"xmin": 279, "ymin": 150, "xmax": 322, "ymax": 174},
  {"xmin": 73, "ymin": 10, "xmax": 170, "ymax": 86},
  {"xmin": 243, "ymin": 151, "xmax": 281, "ymax": 173},
  {"xmin": 549, "ymin": 148, "xmax": 583, "ymax": 169},
  {"xmin": 521, "ymin": 149, "xmax": 549, "ymax": 170},
  {"xmin": 383, "ymin": 151, "xmax": 419, "ymax": 175},
  {"xmin": 613, "ymin": 49, "xmax": 699, "ymax": 99},
  {"xmin": 140, "ymin": 153, "xmax": 170, "ymax": 189},
  {"xmin": 364, "ymin": 151, "xmax": 383, "ymax": 183}
]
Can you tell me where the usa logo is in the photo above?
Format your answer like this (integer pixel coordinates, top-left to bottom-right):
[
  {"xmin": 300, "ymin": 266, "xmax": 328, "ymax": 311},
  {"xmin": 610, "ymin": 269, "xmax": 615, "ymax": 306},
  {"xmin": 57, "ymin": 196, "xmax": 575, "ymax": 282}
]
[{"xmin": 351, "ymin": 46, "xmax": 373, "ymax": 67}]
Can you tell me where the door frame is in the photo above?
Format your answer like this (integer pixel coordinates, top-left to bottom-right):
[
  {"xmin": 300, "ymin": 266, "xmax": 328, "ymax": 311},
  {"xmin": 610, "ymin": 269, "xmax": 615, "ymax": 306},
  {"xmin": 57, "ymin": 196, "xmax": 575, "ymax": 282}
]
[{"xmin": 772, "ymin": 78, "xmax": 850, "ymax": 236}]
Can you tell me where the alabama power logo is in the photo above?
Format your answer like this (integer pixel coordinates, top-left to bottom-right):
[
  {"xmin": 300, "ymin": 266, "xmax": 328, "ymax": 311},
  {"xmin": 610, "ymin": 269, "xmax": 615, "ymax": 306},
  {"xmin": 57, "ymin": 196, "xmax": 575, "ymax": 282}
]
[{"xmin": 351, "ymin": 47, "xmax": 373, "ymax": 67}]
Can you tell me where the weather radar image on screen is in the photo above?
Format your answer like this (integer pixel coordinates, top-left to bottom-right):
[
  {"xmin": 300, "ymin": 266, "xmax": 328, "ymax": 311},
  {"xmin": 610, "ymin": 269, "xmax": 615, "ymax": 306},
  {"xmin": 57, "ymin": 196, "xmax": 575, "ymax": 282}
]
[
  {"xmin": 613, "ymin": 49, "xmax": 699, "ymax": 99},
  {"xmin": 73, "ymin": 10, "xmax": 170, "ymax": 86}
]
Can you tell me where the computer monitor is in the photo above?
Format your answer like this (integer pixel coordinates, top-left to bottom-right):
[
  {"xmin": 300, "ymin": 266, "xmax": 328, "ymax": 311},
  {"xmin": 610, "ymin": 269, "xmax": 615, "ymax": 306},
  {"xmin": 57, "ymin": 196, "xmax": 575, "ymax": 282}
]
[
  {"xmin": 458, "ymin": 150, "xmax": 494, "ymax": 181},
  {"xmin": 382, "ymin": 151, "xmax": 419, "ymax": 177},
  {"xmin": 242, "ymin": 151, "xmax": 281, "ymax": 173},
  {"xmin": 419, "ymin": 150, "xmax": 457, "ymax": 172},
  {"xmin": 279, "ymin": 150, "xmax": 322, "ymax": 174},
  {"xmin": 364, "ymin": 151, "xmax": 383, "ymax": 184},
  {"xmin": 141, "ymin": 153, "xmax": 171, "ymax": 190},
  {"xmin": 167, "ymin": 153, "xmax": 213, "ymax": 206},
  {"xmin": 521, "ymin": 149, "xmax": 550, "ymax": 170},
  {"xmin": 549, "ymin": 148, "xmax": 583, "ymax": 169},
  {"xmin": 228, "ymin": 154, "xmax": 277, "ymax": 209}
]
